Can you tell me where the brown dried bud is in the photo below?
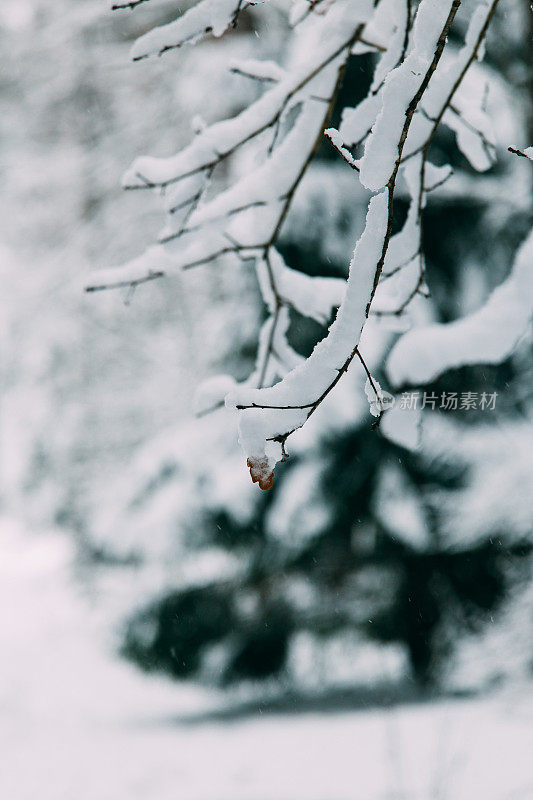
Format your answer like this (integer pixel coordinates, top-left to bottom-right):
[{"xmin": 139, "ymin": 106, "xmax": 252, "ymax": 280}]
[{"xmin": 247, "ymin": 457, "xmax": 274, "ymax": 491}]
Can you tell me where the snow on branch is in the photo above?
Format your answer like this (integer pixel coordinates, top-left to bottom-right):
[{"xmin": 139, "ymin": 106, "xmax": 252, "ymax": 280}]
[
  {"xmin": 370, "ymin": 0, "xmax": 500, "ymax": 319},
  {"xmin": 112, "ymin": 0, "xmax": 151, "ymax": 11},
  {"xmin": 123, "ymin": 9, "xmax": 371, "ymax": 190},
  {"xmin": 131, "ymin": 1, "xmax": 271, "ymax": 60},
  {"xmin": 386, "ymin": 228, "xmax": 533, "ymax": 387},
  {"xmin": 359, "ymin": 0, "xmax": 461, "ymax": 192},
  {"xmin": 509, "ymin": 146, "xmax": 533, "ymax": 162},
  {"xmin": 85, "ymin": 1, "xmax": 372, "ymax": 293},
  {"xmin": 229, "ymin": 0, "xmax": 468, "ymax": 487},
  {"xmin": 88, "ymin": 0, "xmax": 507, "ymax": 490}
]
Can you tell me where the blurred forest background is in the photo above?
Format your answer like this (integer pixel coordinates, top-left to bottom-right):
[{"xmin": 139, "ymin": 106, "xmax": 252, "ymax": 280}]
[{"xmin": 1, "ymin": 1, "xmax": 532, "ymax": 798}]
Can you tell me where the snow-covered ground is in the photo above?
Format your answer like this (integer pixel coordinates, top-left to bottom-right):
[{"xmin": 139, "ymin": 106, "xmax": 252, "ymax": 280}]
[{"xmin": 1, "ymin": 518, "xmax": 532, "ymax": 800}]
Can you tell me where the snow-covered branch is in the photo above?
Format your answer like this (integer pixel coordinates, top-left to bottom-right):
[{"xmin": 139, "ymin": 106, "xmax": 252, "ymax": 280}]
[
  {"xmin": 88, "ymin": 0, "xmax": 510, "ymax": 490},
  {"xmin": 86, "ymin": 0, "xmax": 373, "ymax": 419},
  {"xmin": 229, "ymin": 0, "xmax": 467, "ymax": 488},
  {"xmin": 387, "ymin": 225, "xmax": 533, "ymax": 387},
  {"xmin": 508, "ymin": 146, "xmax": 533, "ymax": 162},
  {"xmin": 131, "ymin": 1, "xmax": 271, "ymax": 60},
  {"xmin": 111, "ymin": 0, "xmax": 151, "ymax": 11},
  {"xmin": 370, "ymin": 0, "xmax": 500, "ymax": 319}
]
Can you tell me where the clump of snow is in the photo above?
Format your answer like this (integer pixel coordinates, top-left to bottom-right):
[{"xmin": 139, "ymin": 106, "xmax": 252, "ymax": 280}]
[
  {"xmin": 360, "ymin": 0, "xmax": 457, "ymax": 191},
  {"xmin": 387, "ymin": 228, "xmax": 533, "ymax": 386},
  {"xmin": 131, "ymin": 0, "xmax": 270, "ymax": 61},
  {"xmin": 228, "ymin": 190, "xmax": 389, "ymax": 474}
]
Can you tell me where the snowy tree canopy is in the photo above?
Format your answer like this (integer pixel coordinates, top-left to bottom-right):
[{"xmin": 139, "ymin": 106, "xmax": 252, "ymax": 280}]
[{"xmin": 86, "ymin": 0, "xmax": 531, "ymax": 490}]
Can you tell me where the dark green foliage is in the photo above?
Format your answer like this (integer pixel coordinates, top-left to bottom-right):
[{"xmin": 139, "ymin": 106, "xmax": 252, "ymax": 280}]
[
  {"xmin": 227, "ymin": 603, "xmax": 293, "ymax": 681},
  {"xmin": 121, "ymin": 425, "xmax": 517, "ymax": 685},
  {"xmin": 122, "ymin": 583, "xmax": 295, "ymax": 683},
  {"xmin": 122, "ymin": 586, "xmax": 234, "ymax": 677},
  {"xmin": 368, "ymin": 544, "xmax": 509, "ymax": 682}
]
